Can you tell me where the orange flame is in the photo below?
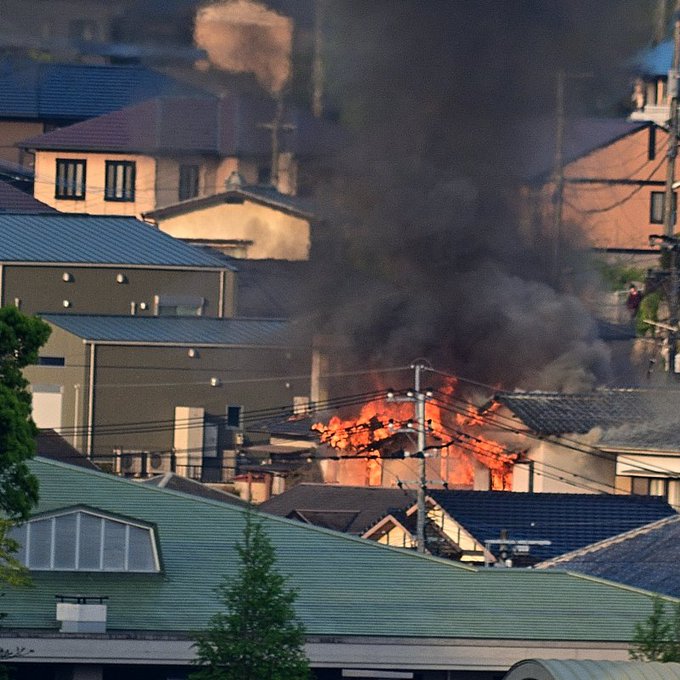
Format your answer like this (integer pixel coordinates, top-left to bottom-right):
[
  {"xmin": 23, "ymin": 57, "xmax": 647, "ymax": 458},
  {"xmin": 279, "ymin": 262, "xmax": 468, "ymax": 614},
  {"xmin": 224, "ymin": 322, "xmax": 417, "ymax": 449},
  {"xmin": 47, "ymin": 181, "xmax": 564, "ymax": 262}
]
[{"xmin": 313, "ymin": 378, "xmax": 516, "ymax": 490}]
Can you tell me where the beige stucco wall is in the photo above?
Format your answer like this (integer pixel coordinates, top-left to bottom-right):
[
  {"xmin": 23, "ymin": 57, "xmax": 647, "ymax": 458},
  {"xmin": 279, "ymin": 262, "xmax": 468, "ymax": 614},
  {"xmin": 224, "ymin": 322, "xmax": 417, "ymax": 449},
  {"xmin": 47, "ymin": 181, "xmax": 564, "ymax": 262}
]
[
  {"xmin": 156, "ymin": 200, "xmax": 311, "ymax": 260},
  {"xmin": 34, "ymin": 150, "xmax": 157, "ymax": 217},
  {"xmin": 0, "ymin": 120, "xmax": 43, "ymax": 165}
]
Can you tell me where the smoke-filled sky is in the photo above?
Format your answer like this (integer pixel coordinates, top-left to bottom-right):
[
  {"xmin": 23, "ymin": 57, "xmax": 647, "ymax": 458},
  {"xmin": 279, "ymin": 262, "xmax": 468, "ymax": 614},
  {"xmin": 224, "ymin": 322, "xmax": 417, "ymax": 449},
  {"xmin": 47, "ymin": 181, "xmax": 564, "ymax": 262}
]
[{"xmin": 304, "ymin": 0, "xmax": 659, "ymax": 392}]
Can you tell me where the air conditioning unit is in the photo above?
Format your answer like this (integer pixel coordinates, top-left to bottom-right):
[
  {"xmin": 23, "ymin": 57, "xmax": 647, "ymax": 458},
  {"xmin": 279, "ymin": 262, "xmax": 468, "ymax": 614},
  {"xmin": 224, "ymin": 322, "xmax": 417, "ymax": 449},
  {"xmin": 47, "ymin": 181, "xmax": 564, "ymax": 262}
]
[
  {"xmin": 113, "ymin": 450, "xmax": 143, "ymax": 477},
  {"xmin": 147, "ymin": 452, "xmax": 172, "ymax": 474}
]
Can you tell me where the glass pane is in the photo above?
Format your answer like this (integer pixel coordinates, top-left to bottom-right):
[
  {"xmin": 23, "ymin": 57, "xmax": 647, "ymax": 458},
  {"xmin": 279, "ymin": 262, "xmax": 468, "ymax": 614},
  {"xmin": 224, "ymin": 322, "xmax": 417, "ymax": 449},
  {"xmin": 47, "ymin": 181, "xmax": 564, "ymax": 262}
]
[
  {"xmin": 127, "ymin": 525, "xmax": 155, "ymax": 571},
  {"xmin": 8, "ymin": 524, "xmax": 26, "ymax": 566},
  {"xmin": 28, "ymin": 518, "xmax": 52, "ymax": 569},
  {"xmin": 78, "ymin": 512, "xmax": 102, "ymax": 570},
  {"xmin": 53, "ymin": 513, "xmax": 77, "ymax": 569},
  {"xmin": 103, "ymin": 520, "xmax": 126, "ymax": 570}
]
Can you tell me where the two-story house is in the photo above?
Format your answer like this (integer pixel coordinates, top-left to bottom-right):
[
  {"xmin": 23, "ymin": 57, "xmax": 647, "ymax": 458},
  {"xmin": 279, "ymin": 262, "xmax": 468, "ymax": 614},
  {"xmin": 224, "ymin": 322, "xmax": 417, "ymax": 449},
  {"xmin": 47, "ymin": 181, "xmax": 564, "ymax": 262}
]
[{"xmin": 19, "ymin": 94, "xmax": 335, "ymax": 218}]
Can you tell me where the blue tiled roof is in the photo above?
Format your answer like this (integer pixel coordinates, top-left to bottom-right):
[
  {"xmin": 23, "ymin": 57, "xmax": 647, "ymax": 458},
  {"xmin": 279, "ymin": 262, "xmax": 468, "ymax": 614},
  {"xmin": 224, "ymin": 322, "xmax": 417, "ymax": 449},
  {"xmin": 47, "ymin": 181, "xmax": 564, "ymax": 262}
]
[
  {"xmin": 0, "ymin": 213, "xmax": 231, "ymax": 268},
  {"xmin": 0, "ymin": 58, "xmax": 207, "ymax": 121},
  {"xmin": 635, "ymin": 39, "xmax": 673, "ymax": 76},
  {"xmin": 428, "ymin": 489, "xmax": 676, "ymax": 563},
  {"xmin": 537, "ymin": 515, "xmax": 680, "ymax": 597},
  {"xmin": 41, "ymin": 314, "xmax": 295, "ymax": 347}
]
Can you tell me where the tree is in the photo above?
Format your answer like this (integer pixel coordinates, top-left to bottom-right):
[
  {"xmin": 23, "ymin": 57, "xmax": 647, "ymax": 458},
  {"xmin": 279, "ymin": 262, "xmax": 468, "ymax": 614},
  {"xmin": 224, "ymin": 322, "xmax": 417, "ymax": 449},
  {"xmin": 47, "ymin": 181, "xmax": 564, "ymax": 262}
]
[
  {"xmin": 630, "ymin": 596, "xmax": 680, "ymax": 662},
  {"xmin": 192, "ymin": 511, "xmax": 310, "ymax": 680},
  {"xmin": 0, "ymin": 306, "xmax": 51, "ymax": 520}
]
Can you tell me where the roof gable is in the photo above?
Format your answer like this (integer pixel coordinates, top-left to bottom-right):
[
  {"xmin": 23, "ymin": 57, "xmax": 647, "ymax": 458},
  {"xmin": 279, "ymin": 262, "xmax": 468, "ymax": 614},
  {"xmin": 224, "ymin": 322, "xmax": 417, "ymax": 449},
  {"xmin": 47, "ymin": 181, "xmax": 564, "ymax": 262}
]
[{"xmin": 0, "ymin": 213, "xmax": 231, "ymax": 268}]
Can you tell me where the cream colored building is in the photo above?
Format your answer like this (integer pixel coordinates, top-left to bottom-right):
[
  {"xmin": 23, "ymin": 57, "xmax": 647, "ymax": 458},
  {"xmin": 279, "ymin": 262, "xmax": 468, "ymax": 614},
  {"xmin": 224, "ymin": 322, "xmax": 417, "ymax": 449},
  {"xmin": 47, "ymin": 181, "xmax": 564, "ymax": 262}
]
[{"xmin": 144, "ymin": 178, "xmax": 315, "ymax": 260}]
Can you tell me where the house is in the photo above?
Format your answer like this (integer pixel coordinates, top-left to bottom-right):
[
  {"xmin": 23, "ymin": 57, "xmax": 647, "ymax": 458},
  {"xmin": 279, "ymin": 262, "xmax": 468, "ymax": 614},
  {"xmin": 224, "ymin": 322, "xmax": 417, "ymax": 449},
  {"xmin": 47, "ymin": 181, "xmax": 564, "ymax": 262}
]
[
  {"xmin": 535, "ymin": 513, "xmax": 680, "ymax": 597},
  {"xmin": 0, "ymin": 58, "xmax": 206, "ymax": 168},
  {"xmin": 143, "ymin": 179, "xmax": 317, "ymax": 260},
  {"xmin": 0, "ymin": 213, "xmax": 236, "ymax": 318},
  {"xmin": 630, "ymin": 38, "xmax": 674, "ymax": 124},
  {"xmin": 479, "ymin": 389, "xmax": 680, "ymax": 507},
  {"xmin": 20, "ymin": 94, "xmax": 336, "ymax": 218},
  {"xmin": 1, "ymin": 455, "xmax": 675, "ymax": 679},
  {"xmin": 141, "ymin": 471, "xmax": 249, "ymax": 507},
  {"xmin": 25, "ymin": 314, "xmax": 312, "ymax": 479},
  {"xmin": 261, "ymin": 483, "xmax": 676, "ymax": 565},
  {"xmin": 518, "ymin": 118, "xmax": 668, "ymax": 256},
  {"xmin": 503, "ymin": 660, "xmax": 680, "ymax": 680}
]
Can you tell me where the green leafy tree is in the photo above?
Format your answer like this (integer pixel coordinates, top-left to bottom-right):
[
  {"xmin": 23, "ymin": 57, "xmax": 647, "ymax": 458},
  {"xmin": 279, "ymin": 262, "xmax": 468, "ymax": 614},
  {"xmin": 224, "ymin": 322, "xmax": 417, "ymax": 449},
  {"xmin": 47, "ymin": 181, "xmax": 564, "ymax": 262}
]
[
  {"xmin": 630, "ymin": 596, "xmax": 680, "ymax": 662},
  {"xmin": 192, "ymin": 511, "xmax": 310, "ymax": 680},
  {"xmin": 0, "ymin": 306, "xmax": 51, "ymax": 520}
]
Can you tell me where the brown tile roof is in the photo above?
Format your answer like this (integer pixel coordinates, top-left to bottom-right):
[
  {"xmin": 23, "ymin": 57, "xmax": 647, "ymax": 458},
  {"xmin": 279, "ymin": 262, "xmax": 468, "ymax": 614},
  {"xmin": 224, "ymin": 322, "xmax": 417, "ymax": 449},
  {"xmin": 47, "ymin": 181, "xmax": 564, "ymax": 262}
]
[{"xmin": 19, "ymin": 95, "xmax": 340, "ymax": 158}]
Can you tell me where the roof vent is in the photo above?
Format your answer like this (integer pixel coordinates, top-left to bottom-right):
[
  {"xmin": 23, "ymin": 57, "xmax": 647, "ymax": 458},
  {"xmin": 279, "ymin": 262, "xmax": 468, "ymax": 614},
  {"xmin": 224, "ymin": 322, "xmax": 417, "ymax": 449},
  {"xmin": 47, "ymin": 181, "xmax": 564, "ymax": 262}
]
[
  {"xmin": 55, "ymin": 595, "xmax": 108, "ymax": 633},
  {"xmin": 225, "ymin": 171, "xmax": 244, "ymax": 191}
]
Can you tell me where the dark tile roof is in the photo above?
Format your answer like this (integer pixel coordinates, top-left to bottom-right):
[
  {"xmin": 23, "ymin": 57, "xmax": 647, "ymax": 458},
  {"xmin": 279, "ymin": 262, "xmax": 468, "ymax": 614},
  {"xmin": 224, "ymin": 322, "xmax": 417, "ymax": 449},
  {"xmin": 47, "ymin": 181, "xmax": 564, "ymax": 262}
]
[
  {"xmin": 0, "ymin": 181, "xmax": 55, "ymax": 213},
  {"xmin": 259, "ymin": 483, "xmax": 416, "ymax": 534},
  {"xmin": 489, "ymin": 388, "xmax": 680, "ymax": 435},
  {"xmin": 145, "ymin": 184, "xmax": 316, "ymax": 220},
  {"xmin": 42, "ymin": 314, "xmax": 297, "ymax": 347},
  {"xmin": 141, "ymin": 472, "xmax": 249, "ymax": 507},
  {"xmin": 35, "ymin": 432, "xmax": 99, "ymax": 470},
  {"xmin": 514, "ymin": 118, "xmax": 651, "ymax": 182},
  {"xmin": 20, "ymin": 95, "xmax": 340, "ymax": 158},
  {"xmin": 0, "ymin": 58, "xmax": 206, "ymax": 121},
  {"xmin": 428, "ymin": 489, "xmax": 676, "ymax": 564},
  {"xmin": 0, "ymin": 213, "xmax": 231, "ymax": 267},
  {"xmin": 536, "ymin": 514, "xmax": 680, "ymax": 597}
]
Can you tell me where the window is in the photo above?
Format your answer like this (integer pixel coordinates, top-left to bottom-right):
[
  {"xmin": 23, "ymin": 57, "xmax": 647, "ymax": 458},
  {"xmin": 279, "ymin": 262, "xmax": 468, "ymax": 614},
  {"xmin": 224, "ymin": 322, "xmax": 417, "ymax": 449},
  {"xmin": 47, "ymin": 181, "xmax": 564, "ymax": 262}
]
[
  {"xmin": 650, "ymin": 191, "xmax": 677, "ymax": 224},
  {"xmin": 105, "ymin": 161, "xmax": 136, "ymax": 202},
  {"xmin": 179, "ymin": 164, "xmax": 199, "ymax": 201},
  {"xmin": 37, "ymin": 356, "xmax": 65, "ymax": 366},
  {"xmin": 10, "ymin": 508, "xmax": 159, "ymax": 573},
  {"xmin": 55, "ymin": 159, "xmax": 86, "ymax": 200},
  {"xmin": 154, "ymin": 294, "xmax": 204, "ymax": 317}
]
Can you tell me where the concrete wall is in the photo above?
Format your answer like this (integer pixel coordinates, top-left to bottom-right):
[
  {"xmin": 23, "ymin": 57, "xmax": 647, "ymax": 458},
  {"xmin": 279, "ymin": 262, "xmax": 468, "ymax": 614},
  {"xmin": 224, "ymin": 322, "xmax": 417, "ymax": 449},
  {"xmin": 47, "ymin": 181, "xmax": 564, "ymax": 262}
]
[
  {"xmin": 87, "ymin": 343, "xmax": 310, "ymax": 461},
  {"xmin": 24, "ymin": 325, "xmax": 89, "ymax": 451},
  {"xmin": 34, "ymin": 151, "xmax": 157, "ymax": 217},
  {"xmin": 2, "ymin": 264, "xmax": 235, "ymax": 318},
  {"xmin": 156, "ymin": 200, "xmax": 311, "ymax": 260}
]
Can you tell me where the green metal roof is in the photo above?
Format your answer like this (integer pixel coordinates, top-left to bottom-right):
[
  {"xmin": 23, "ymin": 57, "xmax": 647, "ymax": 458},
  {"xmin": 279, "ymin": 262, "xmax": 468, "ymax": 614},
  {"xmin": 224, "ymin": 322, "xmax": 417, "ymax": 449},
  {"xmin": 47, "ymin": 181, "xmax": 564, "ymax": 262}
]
[
  {"xmin": 3, "ymin": 457, "xmax": 675, "ymax": 641},
  {"xmin": 504, "ymin": 659, "xmax": 680, "ymax": 679}
]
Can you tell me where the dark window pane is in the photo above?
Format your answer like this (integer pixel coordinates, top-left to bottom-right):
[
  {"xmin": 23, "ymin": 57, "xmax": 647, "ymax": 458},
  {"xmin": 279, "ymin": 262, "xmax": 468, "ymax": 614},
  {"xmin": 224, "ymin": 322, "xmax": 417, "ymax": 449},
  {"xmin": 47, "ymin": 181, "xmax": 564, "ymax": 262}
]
[
  {"xmin": 53, "ymin": 513, "xmax": 77, "ymax": 569},
  {"xmin": 28, "ymin": 518, "xmax": 52, "ymax": 569},
  {"xmin": 78, "ymin": 513, "xmax": 102, "ymax": 570},
  {"xmin": 179, "ymin": 164, "xmax": 199, "ymax": 201},
  {"xmin": 55, "ymin": 159, "xmax": 86, "ymax": 199},
  {"xmin": 102, "ymin": 520, "xmax": 126, "ymax": 570},
  {"xmin": 105, "ymin": 161, "xmax": 136, "ymax": 202}
]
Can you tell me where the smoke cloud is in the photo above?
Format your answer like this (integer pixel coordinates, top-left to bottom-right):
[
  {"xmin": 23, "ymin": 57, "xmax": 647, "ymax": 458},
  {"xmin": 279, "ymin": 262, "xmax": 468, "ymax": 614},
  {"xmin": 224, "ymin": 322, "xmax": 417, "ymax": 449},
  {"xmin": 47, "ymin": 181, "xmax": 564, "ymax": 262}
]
[
  {"xmin": 307, "ymin": 0, "xmax": 658, "ymax": 392},
  {"xmin": 195, "ymin": 0, "xmax": 293, "ymax": 94}
]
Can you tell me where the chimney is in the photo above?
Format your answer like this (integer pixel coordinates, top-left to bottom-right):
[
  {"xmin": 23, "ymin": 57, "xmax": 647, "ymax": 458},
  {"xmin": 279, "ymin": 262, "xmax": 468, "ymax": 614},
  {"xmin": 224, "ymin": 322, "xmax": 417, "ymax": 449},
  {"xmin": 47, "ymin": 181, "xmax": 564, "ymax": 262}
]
[{"xmin": 55, "ymin": 595, "xmax": 108, "ymax": 633}]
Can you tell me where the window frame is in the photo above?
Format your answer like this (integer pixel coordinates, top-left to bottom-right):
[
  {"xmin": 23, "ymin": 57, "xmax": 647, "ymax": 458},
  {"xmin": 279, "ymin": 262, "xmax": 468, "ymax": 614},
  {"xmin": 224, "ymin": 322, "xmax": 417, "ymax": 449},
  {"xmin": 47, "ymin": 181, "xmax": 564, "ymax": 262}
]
[
  {"xmin": 104, "ymin": 160, "xmax": 136, "ymax": 202},
  {"xmin": 55, "ymin": 158, "xmax": 87, "ymax": 200},
  {"xmin": 178, "ymin": 164, "xmax": 200, "ymax": 201},
  {"xmin": 650, "ymin": 190, "xmax": 677, "ymax": 225},
  {"xmin": 11, "ymin": 507, "xmax": 161, "ymax": 573}
]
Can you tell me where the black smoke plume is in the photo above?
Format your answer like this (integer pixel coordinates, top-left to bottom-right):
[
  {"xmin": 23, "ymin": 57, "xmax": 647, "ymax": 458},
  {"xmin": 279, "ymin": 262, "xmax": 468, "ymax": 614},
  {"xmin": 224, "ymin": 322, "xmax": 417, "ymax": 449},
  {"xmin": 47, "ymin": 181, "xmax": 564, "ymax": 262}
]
[{"xmin": 307, "ymin": 0, "xmax": 658, "ymax": 391}]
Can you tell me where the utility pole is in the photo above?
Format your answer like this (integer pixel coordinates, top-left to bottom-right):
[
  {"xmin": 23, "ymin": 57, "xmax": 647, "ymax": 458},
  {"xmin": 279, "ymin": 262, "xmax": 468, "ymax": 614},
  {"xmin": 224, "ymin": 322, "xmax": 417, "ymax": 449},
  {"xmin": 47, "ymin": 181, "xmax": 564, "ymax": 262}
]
[
  {"xmin": 386, "ymin": 360, "xmax": 432, "ymax": 553},
  {"xmin": 258, "ymin": 94, "xmax": 295, "ymax": 189},
  {"xmin": 414, "ymin": 361, "xmax": 427, "ymax": 554},
  {"xmin": 312, "ymin": 0, "xmax": 325, "ymax": 118},
  {"xmin": 663, "ymin": 12, "xmax": 680, "ymax": 379}
]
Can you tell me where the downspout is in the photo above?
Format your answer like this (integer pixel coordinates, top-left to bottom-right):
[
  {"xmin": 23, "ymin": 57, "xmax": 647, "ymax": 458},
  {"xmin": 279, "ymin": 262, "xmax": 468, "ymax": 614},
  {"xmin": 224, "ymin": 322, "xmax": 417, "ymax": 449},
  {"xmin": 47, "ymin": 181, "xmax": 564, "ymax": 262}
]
[
  {"xmin": 218, "ymin": 270, "xmax": 225, "ymax": 318},
  {"xmin": 86, "ymin": 342, "xmax": 96, "ymax": 458}
]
